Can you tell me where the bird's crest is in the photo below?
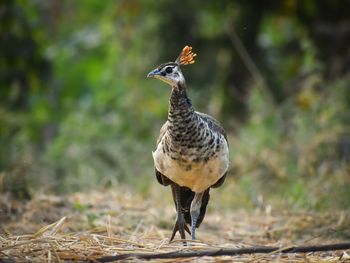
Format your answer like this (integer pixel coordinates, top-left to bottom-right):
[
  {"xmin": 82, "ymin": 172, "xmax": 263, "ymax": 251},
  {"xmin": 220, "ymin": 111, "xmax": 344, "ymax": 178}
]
[{"xmin": 176, "ymin": 45, "xmax": 196, "ymax": 65}]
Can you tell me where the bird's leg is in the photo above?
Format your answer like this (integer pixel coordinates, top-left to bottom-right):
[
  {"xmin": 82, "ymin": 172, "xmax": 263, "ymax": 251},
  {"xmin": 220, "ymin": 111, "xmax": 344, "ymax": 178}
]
[
  {"xmin": 169, "ymin": 184, "xmax": 190, "ymax": 243},
  {"xmin": 190, "ymin": 191, "xmax": 204, "ymax": 240}
]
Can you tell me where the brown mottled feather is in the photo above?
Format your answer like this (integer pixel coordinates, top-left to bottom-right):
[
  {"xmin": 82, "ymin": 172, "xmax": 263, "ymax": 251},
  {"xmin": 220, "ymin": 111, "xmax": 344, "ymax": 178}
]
[
  {"xmin": 196, "ymin": 111, "xmax": 228, "ymax": 144},
  {"xmin": 156, "ymin": 121, "xmax": 169, "ymax": 145}
]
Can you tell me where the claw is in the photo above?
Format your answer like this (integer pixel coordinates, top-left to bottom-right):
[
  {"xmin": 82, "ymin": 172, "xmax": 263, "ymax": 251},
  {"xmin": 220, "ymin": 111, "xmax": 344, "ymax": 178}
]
[{"xmin": 169, "ymin": 220, "xmax": 191, "ymax": 243}]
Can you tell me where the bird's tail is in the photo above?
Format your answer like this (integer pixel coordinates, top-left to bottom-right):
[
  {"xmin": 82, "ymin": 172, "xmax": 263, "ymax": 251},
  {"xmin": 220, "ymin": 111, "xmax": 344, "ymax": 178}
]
[{"xmin": 172, "ymin": 186, "xmax": 210, "ymax": 228}]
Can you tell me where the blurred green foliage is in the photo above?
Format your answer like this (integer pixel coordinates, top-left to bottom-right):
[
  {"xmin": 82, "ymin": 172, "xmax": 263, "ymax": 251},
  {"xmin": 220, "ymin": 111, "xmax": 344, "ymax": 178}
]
[{"xmin": 0, "ymin": 0, "xmax": 349, "ymax": 210}]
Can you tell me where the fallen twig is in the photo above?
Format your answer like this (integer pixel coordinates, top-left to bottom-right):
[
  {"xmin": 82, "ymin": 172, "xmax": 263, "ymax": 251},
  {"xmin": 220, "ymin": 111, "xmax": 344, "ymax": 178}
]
[
  {"xmin": 96, "ymin": 242, "xmax": 350, "ymax": 262},
  {"xmin": 33, "ymin": 216, "xmax": 66, "ymax": 238}
]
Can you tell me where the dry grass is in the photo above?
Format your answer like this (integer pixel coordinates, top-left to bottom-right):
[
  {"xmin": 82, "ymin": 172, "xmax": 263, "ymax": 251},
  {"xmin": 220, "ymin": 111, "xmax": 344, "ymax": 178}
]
[{"xmin": 1, "ymin": 187, "xmax": 350, "ymax": 262}]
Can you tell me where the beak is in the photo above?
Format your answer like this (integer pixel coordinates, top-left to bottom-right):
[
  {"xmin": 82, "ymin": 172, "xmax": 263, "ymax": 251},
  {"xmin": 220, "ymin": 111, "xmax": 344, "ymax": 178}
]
[{"xmin": 147, "ymin": 68, "xmax": 160, "ymax": 78}]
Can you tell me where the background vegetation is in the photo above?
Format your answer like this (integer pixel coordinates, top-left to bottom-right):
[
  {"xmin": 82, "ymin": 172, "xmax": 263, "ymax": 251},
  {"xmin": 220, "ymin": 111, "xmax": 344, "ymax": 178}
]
[{"xmin": 1, "ymin": 0, "xmax": 349, "ymax": 210}]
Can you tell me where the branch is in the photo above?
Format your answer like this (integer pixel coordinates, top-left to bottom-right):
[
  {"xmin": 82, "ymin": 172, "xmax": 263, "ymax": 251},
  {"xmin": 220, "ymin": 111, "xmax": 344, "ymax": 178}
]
[
  {"xmin": 226, "ymin": 26, "xmax": 264, "ymax": 87},
  {"xmin": 225, "ymin": 23, "xmax": 274, "ymax": 104},
  {"xmin": 96, "ymin": 242, "xmax": 350, "ymax": 262}
]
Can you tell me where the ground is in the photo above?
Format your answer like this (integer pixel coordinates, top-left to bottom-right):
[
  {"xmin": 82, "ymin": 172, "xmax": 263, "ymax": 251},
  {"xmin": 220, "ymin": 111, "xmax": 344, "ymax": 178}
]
[{"xmin": 1, "ymin": 186, "xmax": 350, "ymax": 262}]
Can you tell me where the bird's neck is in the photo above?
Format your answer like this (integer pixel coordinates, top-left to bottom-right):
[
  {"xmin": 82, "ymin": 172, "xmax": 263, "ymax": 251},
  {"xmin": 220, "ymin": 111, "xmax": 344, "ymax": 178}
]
[{"xmin": 168, "ymin": 83, "xmax": 196, "ymax": 132}]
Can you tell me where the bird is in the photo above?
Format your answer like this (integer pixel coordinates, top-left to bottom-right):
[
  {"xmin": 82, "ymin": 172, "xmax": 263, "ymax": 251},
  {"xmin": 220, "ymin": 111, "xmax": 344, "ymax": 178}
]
[{"xmin": 147, "ymin": 46, "xmax": 229, "ymax": 242}]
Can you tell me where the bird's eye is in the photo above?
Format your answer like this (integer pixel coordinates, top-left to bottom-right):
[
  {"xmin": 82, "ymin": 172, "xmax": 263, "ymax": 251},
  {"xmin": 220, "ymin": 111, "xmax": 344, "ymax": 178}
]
[{"xmin": 165, "ymin": 67, "xmax": 173, "ymax": 74}]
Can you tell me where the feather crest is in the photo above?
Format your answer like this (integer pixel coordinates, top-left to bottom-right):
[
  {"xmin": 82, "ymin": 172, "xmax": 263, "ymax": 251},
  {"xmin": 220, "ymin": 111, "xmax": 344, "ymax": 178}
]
[{"xmin": 175, "ymin": 45, "xmax": 196, "ymax": 65}]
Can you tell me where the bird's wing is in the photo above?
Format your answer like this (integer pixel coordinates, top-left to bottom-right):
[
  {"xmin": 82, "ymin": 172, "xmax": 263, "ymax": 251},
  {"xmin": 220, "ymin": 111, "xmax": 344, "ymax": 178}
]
[
  {"xmin": 196, "ymin": 111, "xmax": 228, "ymax": 144},
  {"xmin": 196, "ymin": 111, "xmax": 228, "ymax": 188},
  {"xmin": 155, "ymin": 168, "xmax": 171, "ymax": 186},
  {"xmin": 156, "ymin": 121, "xmax": 169, "ymax": 145},
  {"xmin": 211, "ymin": 172, "xmax": 227, "ymax": 188},
  {"xmin": 155, "ymin": 121, "xmax": 172, "ymax": 186}
]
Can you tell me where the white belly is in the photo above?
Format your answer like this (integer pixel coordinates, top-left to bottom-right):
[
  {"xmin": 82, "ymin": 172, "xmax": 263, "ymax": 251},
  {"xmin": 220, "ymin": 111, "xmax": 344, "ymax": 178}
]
[{"xmin": 152, "ymin": 140, "xmax": 229, "ymax": 193}]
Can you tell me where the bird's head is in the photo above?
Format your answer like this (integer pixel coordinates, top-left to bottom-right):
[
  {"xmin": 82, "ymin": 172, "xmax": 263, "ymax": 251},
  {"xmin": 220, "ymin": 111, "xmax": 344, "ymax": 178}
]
[{"xmin": 147, "ymin": 46, "xmax": 196, "ymax": 88}]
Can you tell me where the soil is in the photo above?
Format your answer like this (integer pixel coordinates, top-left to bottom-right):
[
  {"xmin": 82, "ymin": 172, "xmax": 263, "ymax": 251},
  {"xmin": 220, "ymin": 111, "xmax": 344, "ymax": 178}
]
[{"xmin": 1, "ymin": 188, "xmax": 350, "ymax": 262}]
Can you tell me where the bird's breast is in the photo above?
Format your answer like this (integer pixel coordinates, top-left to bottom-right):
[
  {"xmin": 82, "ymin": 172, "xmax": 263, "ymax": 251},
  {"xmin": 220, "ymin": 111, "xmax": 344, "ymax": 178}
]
[{"xmin": 152, "ymin": 133, "xmax": 229, "ymax": 192}]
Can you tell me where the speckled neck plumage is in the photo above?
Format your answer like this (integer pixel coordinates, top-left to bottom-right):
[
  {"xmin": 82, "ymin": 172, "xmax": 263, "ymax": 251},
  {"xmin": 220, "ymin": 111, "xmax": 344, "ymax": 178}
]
[
  {"xmin": 169, "ymin": 83, "xmax": 193, "ymax": 117},
  {"xmin": 167, "ymin": 83, "xmax": 196, "ymax": 146}
]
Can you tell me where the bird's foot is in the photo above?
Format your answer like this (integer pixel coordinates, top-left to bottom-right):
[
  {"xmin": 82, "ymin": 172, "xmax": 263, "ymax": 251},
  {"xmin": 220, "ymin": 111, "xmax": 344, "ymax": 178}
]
[
  {"xmin": 190, "ymin": 192, "xmax": 204, "ymax": 240},
  {"xmin": 169, "ymin": 213, "xmax": 191, "ymax": 244}
]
